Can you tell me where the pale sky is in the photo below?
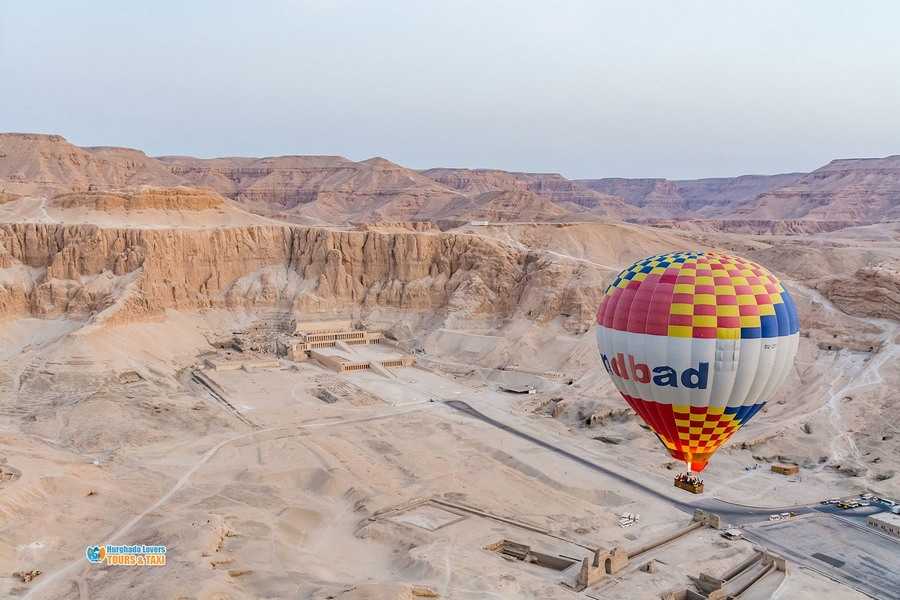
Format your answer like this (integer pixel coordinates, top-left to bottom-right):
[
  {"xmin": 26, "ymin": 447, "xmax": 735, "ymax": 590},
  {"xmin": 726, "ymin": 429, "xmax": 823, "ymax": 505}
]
[{"xmin": 1, "ymin": 1, "xmax": 899, "ymax": 179}]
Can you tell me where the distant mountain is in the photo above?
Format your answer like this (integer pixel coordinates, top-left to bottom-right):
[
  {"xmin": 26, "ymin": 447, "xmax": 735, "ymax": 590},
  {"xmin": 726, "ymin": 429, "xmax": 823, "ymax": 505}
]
[
  {"xmin": 732, "ymin": 156, "xmax": 900, "ymax": 221},
  {"xmin": 434, "ymin": 189, "xmax": 571, "ymax": 222},
  {"xmin": 421, "ymin": 168, "xmax": 639, "ymax": 219},
  {"xmin": 160, "ymin": 155, "xmax": 466, "ymax": 224},
  {"xmin": 2, "ymin": 133, "xmax": 898, "ymax": 225},
  {"xmin": 0, "ymin": 133, "xmax": 181, "ymax": 193},
  {"xmin": 0, "ymin": 135, "xmax": 466, "ymax": 224},
  {"xmin": 576, "ymin": 173, "xmax": 803, "ymax": 218}
]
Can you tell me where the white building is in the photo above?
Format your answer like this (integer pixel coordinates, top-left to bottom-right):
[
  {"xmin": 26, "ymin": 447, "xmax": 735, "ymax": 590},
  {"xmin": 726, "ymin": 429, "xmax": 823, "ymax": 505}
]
[{"xmin": 867, "ymin": 511, "xmax": 900, "ymax": 539}]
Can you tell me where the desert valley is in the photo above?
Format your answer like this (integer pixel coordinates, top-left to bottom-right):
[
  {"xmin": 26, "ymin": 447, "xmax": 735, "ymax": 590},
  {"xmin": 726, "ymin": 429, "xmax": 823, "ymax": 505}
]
[{"xmin": 0, "ymin": 132, "xmax": 898, "ymax": 599}]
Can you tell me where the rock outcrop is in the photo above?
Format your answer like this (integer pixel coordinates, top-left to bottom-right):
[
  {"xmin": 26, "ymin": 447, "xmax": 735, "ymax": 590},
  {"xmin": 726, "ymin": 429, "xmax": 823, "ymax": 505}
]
[
  {"xmin": 0, "ymin": 133, "xmax": 181, "ymax": 194},
  {"xmin": 815, "ymin": 265, "xmax": 900, "ymax": 321}
]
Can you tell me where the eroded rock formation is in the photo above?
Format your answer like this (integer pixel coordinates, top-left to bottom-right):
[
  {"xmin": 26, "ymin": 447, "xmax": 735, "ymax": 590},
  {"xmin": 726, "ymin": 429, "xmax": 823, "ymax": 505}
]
[{"xmin": 0, "ymin": 223, "xmax": 597, "ymax": 327}]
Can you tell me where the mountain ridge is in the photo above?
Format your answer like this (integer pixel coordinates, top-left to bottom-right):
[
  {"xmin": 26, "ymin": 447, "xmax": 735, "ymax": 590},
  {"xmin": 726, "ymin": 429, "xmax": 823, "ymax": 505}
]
[{"xmin": 1, "ymin": 132, "xmax": 898, "ymax": 225}]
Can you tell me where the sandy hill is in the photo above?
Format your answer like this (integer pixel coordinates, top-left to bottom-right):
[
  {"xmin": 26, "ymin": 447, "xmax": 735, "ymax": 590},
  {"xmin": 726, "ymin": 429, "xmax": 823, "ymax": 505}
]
[
  {"xmin": 733, "ymin": 155, "xmax": 900, "ymax": 221},
  {"xmin": 577, "ymin": 173, "xmax": 802, "ymax": 218}
]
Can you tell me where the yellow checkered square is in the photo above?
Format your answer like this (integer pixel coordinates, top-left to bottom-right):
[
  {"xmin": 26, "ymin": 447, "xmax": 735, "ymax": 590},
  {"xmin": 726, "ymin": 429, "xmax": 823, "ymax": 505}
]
[
  {"xmin": 717, "ymin": 328, "xmax": 740, "ymax": 340},
  {"xmin": 740, "ymin": 315, "xmax": 761, "ymax": 327},
  {"xmin": 671, "ymin": 303, "xmax": 693, "ymax": 315},
  {"xmin": 692, "ymin": 315, "xmax": 716, "ymax": 328},
  {"xmin": 668, "ymin": 325, "xmax": 692, "ymax": 338}
]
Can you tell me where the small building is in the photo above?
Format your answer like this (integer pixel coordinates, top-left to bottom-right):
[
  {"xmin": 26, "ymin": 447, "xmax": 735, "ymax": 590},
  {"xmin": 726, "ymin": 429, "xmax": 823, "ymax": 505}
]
[
  {"xmin": 867, "ymin": 511, "xmax": 900, "ymax": 539},
  {"xmin": 771, "ymin": 464, "xmax": 799, "ymax": 476},
  {"xmin": 499, "ymin": 384, "xmax": 537, "ymax": 394}
]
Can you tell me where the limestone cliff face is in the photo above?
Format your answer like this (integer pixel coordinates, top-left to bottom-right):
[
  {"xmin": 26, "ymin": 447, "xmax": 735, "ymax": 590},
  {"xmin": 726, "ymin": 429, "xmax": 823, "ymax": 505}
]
[
  {"xmin": 737, "ymin": 157, "xmax": 900, "ymax": 221},
  {"xmin": 0, "ymin": 223, "xmax": 590, "ymax": 326}
]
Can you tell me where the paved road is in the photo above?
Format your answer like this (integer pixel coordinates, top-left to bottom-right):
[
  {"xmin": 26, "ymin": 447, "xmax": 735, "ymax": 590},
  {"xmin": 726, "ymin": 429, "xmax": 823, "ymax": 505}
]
[{"xmin": 445, "ymin": 400, "xmax": 826, "ymax": 519}]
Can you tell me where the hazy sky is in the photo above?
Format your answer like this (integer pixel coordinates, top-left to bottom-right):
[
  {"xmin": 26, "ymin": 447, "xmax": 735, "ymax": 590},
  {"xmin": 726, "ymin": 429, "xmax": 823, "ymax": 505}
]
[{"xmin": 2, "ymin": 1, "xmax": 899, "ymax": 179}]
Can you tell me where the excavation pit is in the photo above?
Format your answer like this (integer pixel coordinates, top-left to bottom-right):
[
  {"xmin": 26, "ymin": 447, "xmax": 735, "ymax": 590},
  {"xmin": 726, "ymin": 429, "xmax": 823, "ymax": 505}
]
[{"xmin": 486, "ymin": 540, "xmax": 577, "ymax": 572}]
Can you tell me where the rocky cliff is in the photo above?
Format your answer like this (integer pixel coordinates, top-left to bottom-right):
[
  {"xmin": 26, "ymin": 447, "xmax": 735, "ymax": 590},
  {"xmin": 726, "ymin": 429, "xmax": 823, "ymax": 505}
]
[
  {"xmin": 0, "ymin": 223, "xmax": 598, "ymax": 328},
  {"xmin": 53, "ymin": 187, "xmax": 225, "ymax": 211},
  {"xmin": 737, "ymin": 156, "xmax": 900, "ymax": 221}
]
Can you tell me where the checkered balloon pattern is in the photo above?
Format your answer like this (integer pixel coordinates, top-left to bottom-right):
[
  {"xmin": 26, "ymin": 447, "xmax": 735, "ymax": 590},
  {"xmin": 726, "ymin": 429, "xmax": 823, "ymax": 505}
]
[{"xmin": 595, "ymin": 251, "xmax": 800, "ymax": 472}]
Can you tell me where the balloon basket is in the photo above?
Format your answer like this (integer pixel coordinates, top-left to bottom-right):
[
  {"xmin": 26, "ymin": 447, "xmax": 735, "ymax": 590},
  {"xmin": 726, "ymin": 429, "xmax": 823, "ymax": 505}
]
[{"xmin": 673, "ymin": 472, "xmax": 704, "ymax": 494}]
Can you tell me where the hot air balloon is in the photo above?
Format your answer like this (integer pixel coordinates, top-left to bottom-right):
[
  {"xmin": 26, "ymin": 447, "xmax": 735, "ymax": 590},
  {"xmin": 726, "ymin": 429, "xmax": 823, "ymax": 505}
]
[{"xmin": 595, "ymin": 251, "xmax": 799, "ymax": 479}]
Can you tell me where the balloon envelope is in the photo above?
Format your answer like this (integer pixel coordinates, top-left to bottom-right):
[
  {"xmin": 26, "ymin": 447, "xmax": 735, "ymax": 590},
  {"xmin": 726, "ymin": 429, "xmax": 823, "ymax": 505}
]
[{"xmin": 595, "ymin": 251, "xmax": 799, "ymax": 472}]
